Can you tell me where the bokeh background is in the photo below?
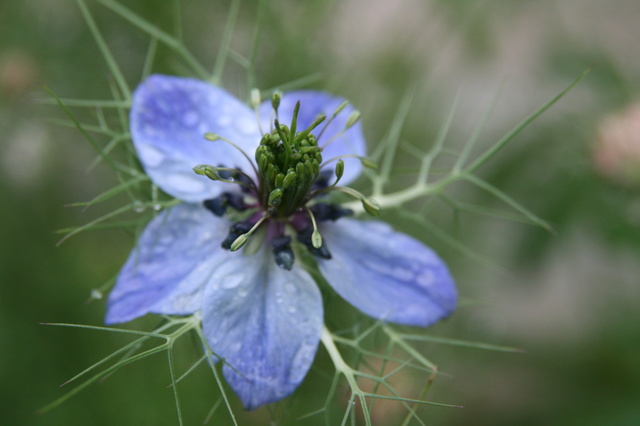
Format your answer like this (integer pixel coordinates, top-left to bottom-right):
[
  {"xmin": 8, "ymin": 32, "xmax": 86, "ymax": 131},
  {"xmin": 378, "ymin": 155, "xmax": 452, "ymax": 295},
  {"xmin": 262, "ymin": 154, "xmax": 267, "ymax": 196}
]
[{"xmin": 2, "ymin": 0, "xmax": 640, "ymax": 424}]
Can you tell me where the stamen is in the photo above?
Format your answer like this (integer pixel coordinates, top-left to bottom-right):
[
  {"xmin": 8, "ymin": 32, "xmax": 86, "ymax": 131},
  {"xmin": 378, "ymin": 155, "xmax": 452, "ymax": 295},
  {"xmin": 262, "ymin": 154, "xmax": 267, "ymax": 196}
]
[
  {"xmin": 317, "ymin": 100, "xmax": 349, "ymax": 141},
  {"xmin": 296, "ymin": 225, "xmax": 331, "ymax": 259},
  {"xmin": 320, "ymin": 109, "xmax": 361, "ymax": 150},
  {"xmin": 312, "ymin": 185, "xmax": 381, "ymax": 216},
  {"xmin": 304, "ymin": 207, "xmax": 322, "ymax": 249},
  {"xmin": 320, "ymin": 154, "xmax": 378, "ymax": 170},
  {"xmin": 273, "ymin": 120, "xmax": 292, "ymax": 170},
  {"xmin": 295, "ymin": 114, "xmax": 327, "ymax": 144},
  {"xmin": 221, "ymin": 221, "xmax": 253, "ymax": 249},
  {"xmin": 345, "ymin": 110, "xmax": 361, "ymax": 129},
  {"xmin": 204, "ymin": 132, "xmax": 260, "ymax": 178},
  {"xmin": 289, "ymin": 101, "xmax": 300, "ymax": 143},
  {"xmin": 230, "ymin": 212, "xmax": 271, "ymax": 251},
  {"xmin": 271, "ymin": 91, "xmax": 282, "ymax": 123},
  {"xmin": 334, "ymin": 159, "xmax": 344, "ymax": 186},
  {"xmin": 193, "ymin": 165, "xmax": 258, "ymax": 193},
  {"xmin": 250, "ymin": 88, "xmax": 264, "ymax": 135}
]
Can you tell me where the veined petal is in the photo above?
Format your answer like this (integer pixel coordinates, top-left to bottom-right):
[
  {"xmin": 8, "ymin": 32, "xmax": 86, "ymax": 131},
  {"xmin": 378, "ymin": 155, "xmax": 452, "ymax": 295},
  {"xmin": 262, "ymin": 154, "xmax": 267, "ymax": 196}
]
[
  {"xmin": 259, "ymin": 91, "xmax": 366, "ymax": 185},
  {"xmin": 317, "ymin": 219, "xmax": 457, "ymax": 327},
  {"xmin": 106, "ymin": 204, "xmax": 232, "ymax": 324},
  {"xmin": 131, "ymin": 75, "xmax": 260, "ymax": 202},
  {"xmin": 202, "ymin": 246, "xmax": 323, "ymax": 410}
]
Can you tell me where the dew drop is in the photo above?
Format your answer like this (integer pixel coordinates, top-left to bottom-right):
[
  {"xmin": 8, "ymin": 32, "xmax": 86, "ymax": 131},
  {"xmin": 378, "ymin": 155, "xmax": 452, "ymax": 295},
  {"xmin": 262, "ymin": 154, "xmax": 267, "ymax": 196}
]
[
  {"xmin": 288, "ymin": 305, "xmax": 297, "ymax": 314},
  {"xmin": 284, "ymin": 282, "xmax": 297, "ymax": 294},
  {"xmin": 153, "ymin": 204, "xmax": 162, "ymax": 211},
  {"xmin": 132, "ymin": 200, "xmax": 145, "ymax": 213},
  {"xmin": 223, "ymin": 274, "xmax": 244, "ymax": 289},
  {"xmin": 237, "ymin": 287, "xmax": 248, "ymax": 298},
  {"xmin": 90, "ymin": 289, "xmax": 103, "ymax": 300}
]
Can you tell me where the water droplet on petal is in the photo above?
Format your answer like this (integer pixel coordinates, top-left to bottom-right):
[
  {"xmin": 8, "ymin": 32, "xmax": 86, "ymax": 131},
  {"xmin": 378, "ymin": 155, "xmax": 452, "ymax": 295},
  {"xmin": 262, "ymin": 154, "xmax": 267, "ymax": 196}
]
[{"xmin": 223, "ymin": 274, "xmax": 244, "ymax": 289}]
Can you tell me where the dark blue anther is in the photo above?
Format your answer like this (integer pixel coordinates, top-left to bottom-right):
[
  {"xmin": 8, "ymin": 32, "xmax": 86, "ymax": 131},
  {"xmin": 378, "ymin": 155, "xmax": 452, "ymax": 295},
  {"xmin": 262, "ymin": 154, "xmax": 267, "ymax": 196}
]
[
  {"xmin": 217, "ymin": 164, "xmax": 254, "ymax": 194},
  {"xmin": 204, "ymin": 192, "xmax": 248, "ymax": 217},
  {"xmin": 203, "ymin": 198, "xmax": 226, "ymax": 216},
  {"xmin": 311, "ymin": 169, "xmax": 333, "ymax": 191},
  {"xmin": 272, "ymin": 235, "xmax": 294, "ymax": 270},
  {"xmin": 311, "ymin": 203, "xmax": 353, "ymax": 222}
]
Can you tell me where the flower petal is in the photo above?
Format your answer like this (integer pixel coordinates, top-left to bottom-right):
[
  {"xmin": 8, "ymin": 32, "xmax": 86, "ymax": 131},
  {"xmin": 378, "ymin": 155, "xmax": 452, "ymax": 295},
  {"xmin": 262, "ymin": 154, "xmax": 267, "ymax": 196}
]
[
  {"xmin": 106, "ymin": 204, "xmax": 232, "ymax": 324},
  {"xmin": 259, "ymin": 91, "xmax": 367, "ymax": 185},
  {"xmin": 201, "ymin": 247, "xmax": 323, "ymax": 410},
  {"xmin": 317, "ymin": 219, "xmax": 457, "ymax": 327},
  {"xmin": 131, "ymin": 75, "xmax": 261, "ymax": 202}
]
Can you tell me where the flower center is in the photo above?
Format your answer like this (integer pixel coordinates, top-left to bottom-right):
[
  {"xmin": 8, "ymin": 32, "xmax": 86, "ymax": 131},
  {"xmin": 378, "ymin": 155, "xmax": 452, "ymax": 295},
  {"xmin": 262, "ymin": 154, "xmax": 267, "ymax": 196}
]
[
  {"xmin": 256, "ymin": 118, "xmax": 323, "ymax": 218},
  {"xmin": 195, "ymin": 94, "xmax": 377, "ymax": 271}
]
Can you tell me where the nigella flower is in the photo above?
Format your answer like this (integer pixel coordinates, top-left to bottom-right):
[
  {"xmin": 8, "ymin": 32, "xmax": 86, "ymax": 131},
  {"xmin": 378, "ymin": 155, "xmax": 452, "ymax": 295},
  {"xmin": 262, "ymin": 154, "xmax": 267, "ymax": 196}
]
[{"xmin": 105, "ymin": 75, "xmax": 457, "ymax": 409}]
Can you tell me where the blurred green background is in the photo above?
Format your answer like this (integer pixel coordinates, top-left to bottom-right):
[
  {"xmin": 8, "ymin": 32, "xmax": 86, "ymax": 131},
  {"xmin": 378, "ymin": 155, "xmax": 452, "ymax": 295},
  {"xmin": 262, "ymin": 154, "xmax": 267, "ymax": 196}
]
[{"xmin": 2, "ymin": 0, "xmax": 640, "ymax": 424}]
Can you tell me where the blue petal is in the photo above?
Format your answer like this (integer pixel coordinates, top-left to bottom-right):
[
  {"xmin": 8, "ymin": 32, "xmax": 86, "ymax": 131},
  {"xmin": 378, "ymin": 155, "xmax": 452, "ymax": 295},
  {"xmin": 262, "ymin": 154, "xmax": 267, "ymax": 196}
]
[
  {"xmin": 201, "ymin": 247, "xmax": 323, "ymax": 410},
  {"xmin": 317, "ymin": 219, "xmax": 457, "ymax": 327},
  {"xmin": 259, "ymin": 91, "xmax": 367, "ymax": 185},
  {"xmin": 106, "ymin": 204, "xmax": 233, "ymax": 324},
  {"xmin": 131, "ymin": 75, "xmax": 261, "ymax": 202}
]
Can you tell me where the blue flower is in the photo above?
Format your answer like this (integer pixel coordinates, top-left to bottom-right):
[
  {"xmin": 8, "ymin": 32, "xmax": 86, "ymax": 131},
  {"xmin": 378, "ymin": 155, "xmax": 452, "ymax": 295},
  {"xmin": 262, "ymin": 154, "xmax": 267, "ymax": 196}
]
[{"xmin": 105, "ymin": 75, "xmax": 457, "ymax": 410}]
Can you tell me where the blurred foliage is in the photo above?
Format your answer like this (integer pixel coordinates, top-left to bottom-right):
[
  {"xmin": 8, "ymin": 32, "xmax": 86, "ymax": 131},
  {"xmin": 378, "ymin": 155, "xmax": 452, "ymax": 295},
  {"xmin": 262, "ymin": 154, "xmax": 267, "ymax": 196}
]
[{"xmin": 2, "ymin": 0, "xmax": 640, "ymax": 425}]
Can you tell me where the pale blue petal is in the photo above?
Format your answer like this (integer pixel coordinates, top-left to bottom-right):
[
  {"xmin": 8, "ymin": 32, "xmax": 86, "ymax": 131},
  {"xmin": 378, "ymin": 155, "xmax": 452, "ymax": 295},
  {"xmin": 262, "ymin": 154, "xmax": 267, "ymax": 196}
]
[
  {"xmin": 131, "ymin": 75, "xmax": 261, "ymax": 202},
  {"xmin": 202, "ymin": 247, "xmax": 323, "ymax": 410},
  {"xmin": 259, "ymin": 91, "xmax": 366, "ymax": 185},
  {"xmin": 106, "ymin": 204, "xmax": 232, "ymax": 324},
  {"xmin": 317, "ymin": 219, "xmax": 457, "ymax": 327}
]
